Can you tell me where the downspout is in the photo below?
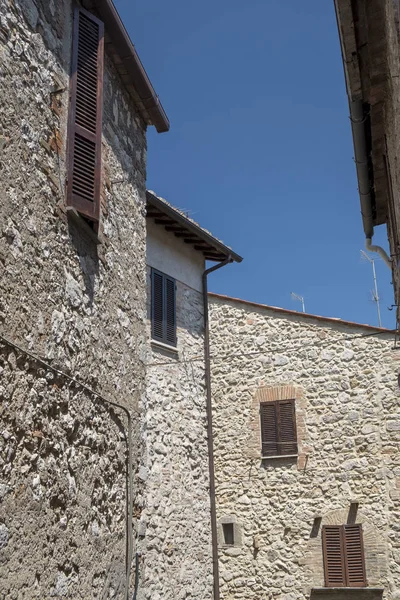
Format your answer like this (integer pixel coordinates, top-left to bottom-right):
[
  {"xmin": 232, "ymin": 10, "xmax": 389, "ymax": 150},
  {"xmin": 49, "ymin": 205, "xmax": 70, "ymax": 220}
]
[
  {"xmin": 202, "ymin": 256, "xmax": 233, "ymax": 600},
  {"xmin": 349, "ymin": 100, "xmax": 391, "ymax": 268}
]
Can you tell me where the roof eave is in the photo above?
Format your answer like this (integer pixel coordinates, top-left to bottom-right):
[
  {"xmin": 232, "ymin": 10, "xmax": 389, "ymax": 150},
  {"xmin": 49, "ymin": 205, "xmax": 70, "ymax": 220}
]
[
  {"xmin": 146, "ymin": 191, "xmax": 243, "ymax": 263},
  {"xmin": 83, "ymin": 0, "xmax": 169, "ymax": 133}
]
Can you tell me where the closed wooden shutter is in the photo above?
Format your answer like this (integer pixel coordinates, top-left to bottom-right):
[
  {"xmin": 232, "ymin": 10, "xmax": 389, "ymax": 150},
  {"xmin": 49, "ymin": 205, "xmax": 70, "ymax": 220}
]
[
  {"xmin": 323, "ymin": 526, "xmax": 346, "ymax": 587},
  {"xmin": 277, "ymin": 400, "xmax": 298, "ymax": 455},
  {"xmin": 344, "ymin": 525, "xmax": 367, "ymax": 587},
  {"xmin": 260, "ymin": 400, "xmax": 297, "ymax": 456},
  {"xmin": 151, "ymin": 270, "xmax": 164, "ymax": 341},
  {"xmin": 165, "ymin": 276, "xmax": 176, "ymax": 346},
  {"xmin": 67, "ymin": 7, "xmax": 104, "ymax": 223},
  {"xmin": 322, "ymin": 525, "xmax": 366, "ymax": 588},
  {"xmin": 260, "ymin": 402, "xmax": 279, "ymax": 456},
  {"xmin": 151, "ymin": 269, "xmax": 176, "ymax": 346}
]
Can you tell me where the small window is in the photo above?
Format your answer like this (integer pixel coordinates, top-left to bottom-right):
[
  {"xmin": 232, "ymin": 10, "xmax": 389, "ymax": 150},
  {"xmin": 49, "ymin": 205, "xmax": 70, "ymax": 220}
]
[
  {"xmin": 260, "ymin": 399, "xmax": 297, "ymax": 457},
  {"xmin": 151, "ymin": 269, "xmax": 176, "ymax": 346},
  {"xmin": 322, "ymin": 524, "xmax": 367, "ymax": 588},
  {"xmin": 222, "ymin": 523, "xmax": 234, "ymax": 546}
]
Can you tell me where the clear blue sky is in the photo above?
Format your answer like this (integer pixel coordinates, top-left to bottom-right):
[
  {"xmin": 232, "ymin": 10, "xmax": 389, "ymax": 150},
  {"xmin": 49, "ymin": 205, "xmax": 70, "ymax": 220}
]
[{"xmin": 115, "ymin": 0, "xmax": 395, "ymax": 329}]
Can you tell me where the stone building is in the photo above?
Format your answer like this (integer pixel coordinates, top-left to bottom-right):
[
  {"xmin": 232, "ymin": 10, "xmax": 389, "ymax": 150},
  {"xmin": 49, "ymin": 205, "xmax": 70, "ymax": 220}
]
[
  {"xmin": 0, "ymin": 0, "xmax": 168, "ymax": 597},
  {"xmin": 142, "ymin": 192, "xmax": 242, "ymax": 600},
  {"xmin": 334, "ymin": 0, "xmax": 400, "ymax": 319},
  {"xmin": 209, "ymin": 293, "xmax": 400, "ymax": 600}
]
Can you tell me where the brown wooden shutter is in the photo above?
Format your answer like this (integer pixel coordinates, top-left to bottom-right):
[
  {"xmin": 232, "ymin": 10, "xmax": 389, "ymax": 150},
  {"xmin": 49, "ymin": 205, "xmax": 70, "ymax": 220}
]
[
  {"xmin": 323, "ymin": 525, "xmax": 366, "ymax": 588},
  {"xmin": 260, "ymin": 402, "xmax": 279, "ymax": 456},
  {"xmin": 165, "ymin": 276, "xmax": 176, "ymax": 346},
  {"xmin": 344, "ymin": 525, "xmax": 367, "ymax": 587},
  {"xmin": 152, "ymin": 270, "xmax": 164, "ymax": 341},
  {"xmin": 277, "ymin": 400, "xmax": 297, "ymax": 455},
  {"xmin": 323, "ymin": 526, "xmax": 347, "ymax": 587},
  {"xmin": 67, "ymin": 7, "xmax": 104, "ymax": 222}
]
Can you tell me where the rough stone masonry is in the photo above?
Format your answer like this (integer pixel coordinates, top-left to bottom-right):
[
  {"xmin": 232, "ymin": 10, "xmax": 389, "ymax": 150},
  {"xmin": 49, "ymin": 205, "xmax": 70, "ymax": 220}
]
[
  {"xmin": 0, "ymin": 0, "xmax": 148, "ymax": 597},
  {"xmin": 209, "ymin": 294, "xmax": 400, "ymax": 600}
]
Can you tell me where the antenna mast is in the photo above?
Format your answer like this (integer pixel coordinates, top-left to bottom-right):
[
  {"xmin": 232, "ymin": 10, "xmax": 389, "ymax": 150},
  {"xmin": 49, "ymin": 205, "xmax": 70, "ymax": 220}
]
[
  {"xmin": 291, "ymin": 292, "xmax": 305, "ymax": 313},
  {"xmin": 360, "ymin": 250, "xmax": 382, "ymax": 327}
]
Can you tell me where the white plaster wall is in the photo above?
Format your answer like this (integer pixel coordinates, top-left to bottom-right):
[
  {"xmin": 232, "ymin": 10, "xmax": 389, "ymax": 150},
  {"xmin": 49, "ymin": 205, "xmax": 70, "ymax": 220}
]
[{"xmin": 146, "ymin": 218, "xmax": 205, "ymax": 292}]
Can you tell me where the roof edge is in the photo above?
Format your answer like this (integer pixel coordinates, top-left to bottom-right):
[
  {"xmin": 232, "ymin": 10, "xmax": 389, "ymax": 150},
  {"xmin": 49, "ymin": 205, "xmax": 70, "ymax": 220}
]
[
  {"xmin": 209, "ymin": 293, "xmax": 395, "ymax": 333},
  {"xmin": 95, "ymin": 0, "xmax": 169, "ymax": 133},
  {"xmin": 146, "ymin": 191, "xmax": 243, "ymax": 263}
]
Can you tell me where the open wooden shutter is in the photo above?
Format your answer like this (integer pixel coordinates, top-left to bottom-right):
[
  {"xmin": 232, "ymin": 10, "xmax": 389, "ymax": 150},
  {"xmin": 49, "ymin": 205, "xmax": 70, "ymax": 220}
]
[
  {"xmin": 344, "ymin": 525, "xmax": 367, "ymax": 587},
  {"xmin": 260, "ymin": 402, "xmax": 279, "ymax": 456},
  {"xmin": 165, "ymin": 276, "xmax": 176, "ymax": 346},
  {"xmin": 67, "ymin": 7, "xmax": 104, "ymax": 222},
  {"xmin": 152, "ymin": 270, "xmax": 164, "ymax": 341},
  {"xmin": 277, "ymin": 400, "xmax": 297, "ymax": 455},
  {"xmin": 323, "ymin": 526, "xmax": 346, "ymax": 587}
]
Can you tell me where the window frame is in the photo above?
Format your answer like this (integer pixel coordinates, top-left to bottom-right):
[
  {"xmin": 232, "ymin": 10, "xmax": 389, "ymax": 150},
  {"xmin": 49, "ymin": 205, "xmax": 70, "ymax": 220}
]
[
  {"xmin": 151, "ymin": 268, "xmax": 177, "ymax": 347},
  {"xmin": 259, "ymin": 399, "xmax": 298, "ymax": 457}
]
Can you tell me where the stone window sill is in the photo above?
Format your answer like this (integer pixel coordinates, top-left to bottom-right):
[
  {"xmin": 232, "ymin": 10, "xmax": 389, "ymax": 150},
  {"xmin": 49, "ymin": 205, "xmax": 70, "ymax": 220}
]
[
  {"xmin": 151, "ymin": 339, "xmax": 179, "ymax": 355},
  {"xmin": 261, "ymin": 454, "xmax": 298, "ymax": 460}
]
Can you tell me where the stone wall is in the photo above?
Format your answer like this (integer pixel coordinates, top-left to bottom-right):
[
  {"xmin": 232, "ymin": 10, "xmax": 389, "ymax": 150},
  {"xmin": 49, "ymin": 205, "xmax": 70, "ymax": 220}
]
[
  {"xmin": 209, "ymin": 294, "xmax": 400, "ymax": 600},
  {"xmin": 140, "ymin": 238, "xmax": 213, "ymax": 600},
  {"xmin": 0, "ymin": 0, "xmax": 148, "ymax": 597}
]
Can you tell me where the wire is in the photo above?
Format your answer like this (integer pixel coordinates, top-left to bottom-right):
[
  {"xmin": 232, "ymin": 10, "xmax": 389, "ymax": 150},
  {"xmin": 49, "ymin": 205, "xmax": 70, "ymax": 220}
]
[
  {"xmin": 0, "ymin": 332, "xmax": 134, "ymax": 598},
  {"xmin": 146, "ymin": 328, "xmax": 399, "ymax": 368}
]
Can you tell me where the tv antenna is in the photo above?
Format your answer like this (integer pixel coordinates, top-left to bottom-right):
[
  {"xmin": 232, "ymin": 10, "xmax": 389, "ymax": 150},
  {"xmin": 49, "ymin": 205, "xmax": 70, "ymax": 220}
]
[
  {"xmin": 291, "ymin": 292, "xmax": 305, "ymax": 313},
  {"xmin": 360, "ymin": 250, "xmax": 382, "ymax": 327}
]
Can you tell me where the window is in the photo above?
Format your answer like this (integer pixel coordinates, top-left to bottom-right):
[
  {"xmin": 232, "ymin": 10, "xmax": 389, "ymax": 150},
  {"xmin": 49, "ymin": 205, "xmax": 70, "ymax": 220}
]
[
  {"xmin": 151, "ymin": 269, "xmax": 176, "ymax": 346},
  {"xmin": 322, "ymin": 525, "xmax": 367, "ymax": 588},
  {"xmin": 260, "ymin": 399, "xmax": 297, "ymax": 457},
  {"xmin": 222, "ymin": 523, "xmax": 234, "ymax": 546},
  {"xmin": 67, "ymin": 7, "xmax": 104, "ymax": 224}
]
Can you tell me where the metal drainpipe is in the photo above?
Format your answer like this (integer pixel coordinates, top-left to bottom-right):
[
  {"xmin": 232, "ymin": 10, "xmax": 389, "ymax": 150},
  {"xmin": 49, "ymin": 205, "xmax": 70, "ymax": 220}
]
[
  {"xmin": 202, "ymin": 255, "xmax": 233, "ymax": 600},
  {"xmin": 349, "ymin": 100, "xmax": 391, "ymax": 268}
]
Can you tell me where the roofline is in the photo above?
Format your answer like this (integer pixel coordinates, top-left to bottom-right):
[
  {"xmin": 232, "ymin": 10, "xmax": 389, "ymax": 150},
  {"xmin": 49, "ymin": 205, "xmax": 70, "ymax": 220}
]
[
  {"xmin": 95, "ymin": 0, "xmax": 169, "ymax": 133},
  {"xmin": 146, "ymin": 191, "xmax": 243, "ymax": 263},
  {"xmin": 209, "ymin": 293, "xmax": 395, "ymax": 333}
]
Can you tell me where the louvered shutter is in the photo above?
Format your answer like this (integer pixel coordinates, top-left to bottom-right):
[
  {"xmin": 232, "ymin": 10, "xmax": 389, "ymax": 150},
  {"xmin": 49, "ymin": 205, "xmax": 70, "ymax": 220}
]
[
  {"xmin": 152, "ymin": 270, "xmax": 164, "ymax": 341},
  {"xmin": 67, "ymin": 7, "xmax": 104, "ymax": 222},
  {"xmin": 260, "ymin": 402, "xmax": 279, "ymax": 456},
  {"xmin": 344, "ymin": 525, "xmax": 367, "ymax": 587},
  {"xmin": 277, "ymin": 400, "xmax": 297, "ymax": 455},
  {"xmin": 323, "ymin": 526, "xmax": 347, "ymax": 587},
  {"xmin": 165, "ymin": 276, "xmax": 176, "ymax": 346}
]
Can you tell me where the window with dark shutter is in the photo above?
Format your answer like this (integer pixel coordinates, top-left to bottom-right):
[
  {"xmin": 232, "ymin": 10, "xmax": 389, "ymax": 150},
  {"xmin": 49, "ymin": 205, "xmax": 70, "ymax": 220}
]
[
  {"xmin": 260, "ymin": 399, "xmax": 297, "ymax": 457},
  {"xmin": 151, "ymin": 269, "xmax": 176, "ymax": 346},
  {"xmin": 67, "ymin": 7, "xmax": 104, "ymax": 224},
  {"xmin": 322, "ymin": 525, "xmax": 367, "ymax": 588}
]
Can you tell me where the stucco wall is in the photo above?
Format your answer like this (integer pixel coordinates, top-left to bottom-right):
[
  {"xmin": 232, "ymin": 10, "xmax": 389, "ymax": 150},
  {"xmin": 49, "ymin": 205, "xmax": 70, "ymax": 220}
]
[
  {"xmin": 0, "ymin": 0, "xmax": 148, "ymax": 597},
  {"xmin": 140, "ymin": 233, "xmax": 213, "ymax": 600},
  {"xmin": 146, "ymin": 218, "xmax": 205, "ymax": 292},
  {"xmin": 209, "ymin": 295, "xmax": 400, "ymax": 600}
]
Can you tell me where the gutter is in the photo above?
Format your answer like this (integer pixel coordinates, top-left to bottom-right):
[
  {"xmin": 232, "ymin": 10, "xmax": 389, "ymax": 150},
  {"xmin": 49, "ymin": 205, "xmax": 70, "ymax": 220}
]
[
  {"xmin": 202, "ymin": 257, "xmax": 233, "ymax": 600},
  {"xmin": 93, "ymin": 0, "xmax": 169, "ymax": 133},
  {"xmin": 349, "ymin": 100, "xmax": 391, "ymax": 268},
  {"xmin": 334, "ymin": 1, "xmax": 391, "ymax": 268}
]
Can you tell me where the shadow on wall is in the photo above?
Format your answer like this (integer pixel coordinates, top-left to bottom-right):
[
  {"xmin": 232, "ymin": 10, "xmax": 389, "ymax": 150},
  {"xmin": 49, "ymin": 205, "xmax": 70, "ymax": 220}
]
[
  {"xmin": 67, "ymin": 211, "xmax": 99, "ymax": 306},
  {"xmin": 310, "ymin": 590, "xmax": 383, "ymax": 600}
]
